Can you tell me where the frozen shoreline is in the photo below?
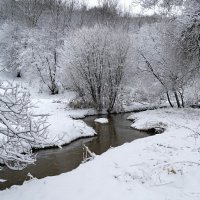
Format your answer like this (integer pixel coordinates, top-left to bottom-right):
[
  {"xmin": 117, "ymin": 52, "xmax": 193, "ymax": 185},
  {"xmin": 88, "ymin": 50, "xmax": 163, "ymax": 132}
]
[
  {"xmin": 0, "ymin": 94, "xmax": 97, "ymax": 166},
  {"xmin": 31, "ymin": 97, "xmax": 97, "ymax": 148}
]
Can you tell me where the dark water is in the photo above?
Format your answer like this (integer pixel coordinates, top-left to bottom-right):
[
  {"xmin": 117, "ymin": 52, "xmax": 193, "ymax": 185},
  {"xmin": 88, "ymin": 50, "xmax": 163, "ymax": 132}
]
[{"xmin": 0, "ymin": 113, "xmax": 149, "ymax": 190}]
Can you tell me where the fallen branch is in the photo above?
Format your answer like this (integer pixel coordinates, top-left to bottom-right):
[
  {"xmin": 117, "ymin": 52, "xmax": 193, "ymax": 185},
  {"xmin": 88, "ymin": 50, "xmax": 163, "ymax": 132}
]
[{"xmin": 82, "ymin": 145, "xmax": 96, "ymax": 163}]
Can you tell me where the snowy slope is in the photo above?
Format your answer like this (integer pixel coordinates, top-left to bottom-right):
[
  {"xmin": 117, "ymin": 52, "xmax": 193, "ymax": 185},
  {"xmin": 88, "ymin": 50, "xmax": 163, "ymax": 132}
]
[{"xmin": 1, "ymin": 108, "xmax": 200, "ymax": 200}]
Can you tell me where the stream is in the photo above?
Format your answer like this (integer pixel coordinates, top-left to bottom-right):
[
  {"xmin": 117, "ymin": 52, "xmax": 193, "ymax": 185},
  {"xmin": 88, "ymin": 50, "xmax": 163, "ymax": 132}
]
[{"xmin": 0, "ymin": 113, "xmax": 150, "ymax": 190}]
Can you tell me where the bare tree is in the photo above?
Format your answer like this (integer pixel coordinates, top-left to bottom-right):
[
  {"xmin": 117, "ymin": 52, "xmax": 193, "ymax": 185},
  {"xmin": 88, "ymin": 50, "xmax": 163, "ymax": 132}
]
[
  {"xmin": 34, "ymin": 0, "xmax": 75, "ymax": 94},
  {"xmin": 139, "ymin": 52, "xmax": 174, "ymax": 107},
  {"xmin": 1, "ymin": 24, "xmax": 26, "ymax": 78},
  {"xmin": 36, "ymin": 52, "xmax": 59, "ymax": 95},
  {"xmin": 181, "ymin": 2, "xmax": 200, "ymax": 71},
  {"xmin": 135, "ymin": 21, "xmax": 197, "ymax": 108},
  {"xmin": 136, "ymin": 0, "xmax": 184, "ymax": 12},
  {"xmin": 24, "ymin": 28, "xmax": 63, "ymax": 95},
  {"xmin": 8, "ymin": 0, "xmax": 76, "ymax": 95},
  {"xmin": 15, "ymin": 0, "xmax": 44, "ymax": 27},
  {"xmin": 50, "ymin": 0, "xmax": 75, "ymax": 31},
  {"xmin": 69, "ymin": 25, "xmax": 129, "ymax": 112}
]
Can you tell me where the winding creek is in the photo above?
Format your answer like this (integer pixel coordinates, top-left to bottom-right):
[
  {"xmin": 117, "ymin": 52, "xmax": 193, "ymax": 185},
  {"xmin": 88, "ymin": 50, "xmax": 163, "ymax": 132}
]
[{"xmin": 0, "ymin": 113, "xmax": 151, "ymax": 190}]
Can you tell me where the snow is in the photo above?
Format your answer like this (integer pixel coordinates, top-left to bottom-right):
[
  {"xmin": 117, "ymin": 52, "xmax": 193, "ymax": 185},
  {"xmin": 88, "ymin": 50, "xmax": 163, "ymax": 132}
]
[
  {"xmin": 1, "ymin": 108, "xmax": 200, "ymax": 200},
  {"xmin": 30, "ymin": 96, "xmax": 97, "ymax": 148},
  {"xmin": 66, "ymin": 108, "xmax": 98, "ymax": 119},
  {"xmin": 128, "ymin": 108, "xmax": 200, "ymax": 132},
  {"xmin": 122, "ymin": 102, "xmax": 168, "ymax": 113},
  {"xmin": 94, "ymin": 118, "xmax": 109, "ymax": 124},
  {"xmin": 0, "ymin": 73, "xmax": 97, "ymax": 149}
]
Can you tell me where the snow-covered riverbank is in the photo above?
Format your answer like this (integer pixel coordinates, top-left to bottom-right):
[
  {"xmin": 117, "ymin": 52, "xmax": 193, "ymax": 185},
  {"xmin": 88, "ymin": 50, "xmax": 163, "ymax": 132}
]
[
  {"xmin": 1, "ymin": 108, "xmax": 200, "ymax": 200},
  {"xmin": 31, "ymin": 97, "xmax": 96, "ymax": 148},
  {"xmin": 0, "ymin": 93, "xmax": 96, "ymax": 165},
  {"xmin": 0, "ymin": 72, "xmax": 97, "ymax": 151}
]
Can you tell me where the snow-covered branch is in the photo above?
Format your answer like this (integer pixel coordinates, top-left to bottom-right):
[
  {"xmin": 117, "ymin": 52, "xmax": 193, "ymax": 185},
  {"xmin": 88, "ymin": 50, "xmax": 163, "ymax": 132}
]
[{"xmin": 0, "ymin": 82, "xmax": 49, "ymax": 170}]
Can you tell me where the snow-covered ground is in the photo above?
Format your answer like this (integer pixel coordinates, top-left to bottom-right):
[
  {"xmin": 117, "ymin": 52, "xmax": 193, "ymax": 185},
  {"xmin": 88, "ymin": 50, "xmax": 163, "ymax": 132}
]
[
  {"xmin": 66, "ymin": 108, "xmax": 98, "ymax": 119},
  {"xmin": 31, "ymin": 96, "xmax": 96, "ymax": 148},
  {"xmin": 94, "ymin": 118, "xmax": 109, "ymax": 124},
  {"xmin": 1, "ymin": 108, "xmax": 200, "ymax": 200}
]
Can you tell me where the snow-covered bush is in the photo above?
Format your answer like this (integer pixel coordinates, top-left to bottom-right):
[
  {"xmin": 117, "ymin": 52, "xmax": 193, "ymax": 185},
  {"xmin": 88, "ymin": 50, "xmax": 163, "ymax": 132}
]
[
  {"xmin": 0, "ymin": 82, "xmax": 48, "ymax": 170},
  {"xmin": 68, "ymin": 25, "xmax": 130, "ymax": 112},
  {"xmin": 0, "ymin": 23, "xmax": 26, "ymax": 77}
]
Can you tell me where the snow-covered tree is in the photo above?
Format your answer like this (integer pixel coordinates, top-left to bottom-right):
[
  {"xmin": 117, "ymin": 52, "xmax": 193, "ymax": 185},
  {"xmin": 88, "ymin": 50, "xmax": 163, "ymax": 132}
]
[
  {"xmin": 0, "ymin": 23, "xmax": 26, "ymax": 77},
  {"xmin": 0, "ymin": 0, "xmax": 75, "ymax": 94},
  {"xmin": 16, "ymin": 0, "xmax": 44, "ymax": 27},
  {"xmin": 137, "ymin": 0, "xmax": 184, "ymax": 13},
  {"xmin": 133, "ymin": 21, "xmax": 196, "ymax": 108},
  {"xmin": 68, "ymin": 25, "xmax": 129, "ymax": 112},
  {"xmin": 180, "ymin": 2, "xmax": 200, "ymax": 69},
  {"xmin": 0, "ymin": 82, "xmax": 49, "ymax": 170}
]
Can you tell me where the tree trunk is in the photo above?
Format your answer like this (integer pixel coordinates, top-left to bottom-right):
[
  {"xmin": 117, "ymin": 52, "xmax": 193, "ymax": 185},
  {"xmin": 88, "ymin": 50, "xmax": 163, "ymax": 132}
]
[
  {"xmin": 178, "ymin": 91, "xmax": 185, "ymax": 108},
  {"xmin": 181, "ymin": 96, "xmax": 185, "ymax": 108},
  {"xmin": 16, "ymin": 70, "xmax": 21, "ymax": 78},
  {"xmin": 174, "ymin": 91, "xmax": 181, "ymax": 108},
  {"xmin": 166, "ymin": 91, "xmax": 174, "ymax": 108}
]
